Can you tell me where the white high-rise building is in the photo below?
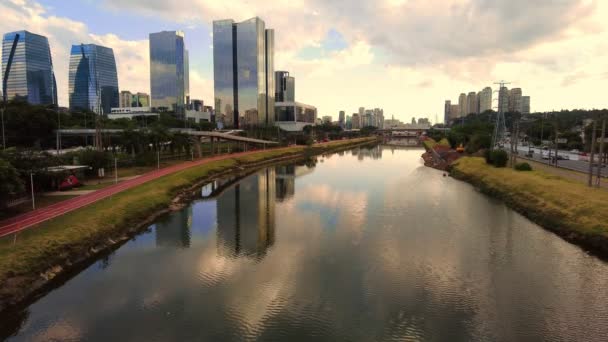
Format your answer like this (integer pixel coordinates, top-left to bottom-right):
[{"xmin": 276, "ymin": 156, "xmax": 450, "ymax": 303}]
[
  {"xmin": 509, "ymin": 88, "xmax": 523, "ymax": 113},
  {"xmin": 466, "ymin": 92, "xmax": 477, "ymax": 115},
  {"xmin": 498, "ymin": 87, "xmax": 510, "ymax": 113},
  {"xmin": 458, "ymin": 93, "xmax": 467, "ymax": 117},
  {"xmin": 479, "ymin": 87, "xmax": 492, "ymax": 113}
]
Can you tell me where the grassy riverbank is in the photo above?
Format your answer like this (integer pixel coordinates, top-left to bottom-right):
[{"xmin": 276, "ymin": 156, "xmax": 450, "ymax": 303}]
[
  {"xmin": 451, "ymin": 157, "xmax": 608, "ymax": 254},
  {"xmin": 0, "ymin": 138, "xmax": 376, "ymax": 309}
]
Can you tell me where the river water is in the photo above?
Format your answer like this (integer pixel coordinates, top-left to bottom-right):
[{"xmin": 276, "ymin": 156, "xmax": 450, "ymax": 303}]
[{"xmin": 2, "ymin": 146, "xmax": 608, "ymax": 341}]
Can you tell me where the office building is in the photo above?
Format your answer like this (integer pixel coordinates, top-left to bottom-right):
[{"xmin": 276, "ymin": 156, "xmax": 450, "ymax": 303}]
[
  {"xmin": 479, "ymin": 87, "xmax": 492, "ymax": 113},
  {"xmin": 149, "ymin": 30, "xmax": 187, "ymax": 115},
  {"xmin": 522, "ymin": 96, "xmax": 531, "ymax": 114},
  {"xmin": 135, "ymin": 92, "xmax": 150, "ymax": 107},
  {"xmin": 2, "ymin": 30, "xmax": 57, "ymax": 105},
  {"xmin": 120, "ymin": 91, "xmax": 132, "ymax": 108},
  {"xmin": 213, "ymin": 17, "xmax": 275, "ymax": 128},
  {"xmin": 339, "ymin": 111, "xmax": 345, "ymax": 128},
  {"xmin": 275, "ymin": 71, "xmax": 294, "ymax": 102},
  {"xmin": 509, "ymin": 88, "xmax": 523, "ymax": 113},
  {"xmin": 68, "ymin": 43, "xmax": 119, "ymax": 114},
  {"xmin": 458, "ymin": 93, "xmax": 466, "ymax": 118},
  {"xmin": 352, "ymin": 113, "xmax": 361, "ymax": 129},
  {"xmin": 322, "ymin": 115, "xmax": 332, "ymax": 124},
  {"xmin": 191, "ymin": 99, "xmax": 204, "ymax": 112},
  {"xmin": 275, "ymin": 101, "xmax": 317, "ymax": 131},
  {"xmin": 444, "ymin": 100, "xmax": 451, "ymax": 124}
]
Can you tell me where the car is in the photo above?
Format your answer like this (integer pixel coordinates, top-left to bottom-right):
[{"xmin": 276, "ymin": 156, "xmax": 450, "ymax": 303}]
[
  {"xmin": 541, "ymin": 152, "xmax": 551, "ymax": 160},
  {"xmin": 570, "ymin": 149, "xmax": 580, "ymax": 154},
  {"xmin": 556, "ymin": 154, "xmax": 569, "ymax": 160}
]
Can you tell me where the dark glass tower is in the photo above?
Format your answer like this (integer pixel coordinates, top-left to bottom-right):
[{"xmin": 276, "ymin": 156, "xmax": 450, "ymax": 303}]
[
  {"xmin": 68, "ymin": 44, "xmax": 119, "ymax": 114},
  {"xmin": 213, "ymin": 17, "xmax": 275, "ymax": 128},
  {"xmin": 2, "ymin": 30, "xmax": 57, "ymax": 105},
  {"xmin": 149, "ymin": 31, "xmax": 187, "ymax": 116}
]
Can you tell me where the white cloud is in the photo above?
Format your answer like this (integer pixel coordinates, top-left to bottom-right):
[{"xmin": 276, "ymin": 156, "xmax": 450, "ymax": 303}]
[{"xmin": 4, "ymin": 0, "xmax": 608, "ymax": 122}]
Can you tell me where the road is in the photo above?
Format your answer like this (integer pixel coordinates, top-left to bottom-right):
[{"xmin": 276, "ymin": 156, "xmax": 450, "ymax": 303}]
[
  {"xmin": 515, "ymin": 146, "xmax": 608, "ymax": 177},
  {"xmin": 0, "ymin": 149, "xmax": 265, "ymax": 238}
]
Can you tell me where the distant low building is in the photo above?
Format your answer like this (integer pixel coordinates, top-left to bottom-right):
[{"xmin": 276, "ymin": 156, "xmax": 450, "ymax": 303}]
[{"xmin": 275, "ymin": 101, "xmax": 317, "ymax": 131}]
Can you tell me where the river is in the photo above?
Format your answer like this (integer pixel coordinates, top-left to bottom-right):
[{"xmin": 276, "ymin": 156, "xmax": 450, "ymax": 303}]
[{"xmin": 2, "ymin": 146, "xmax": 608, "ymax": 341}]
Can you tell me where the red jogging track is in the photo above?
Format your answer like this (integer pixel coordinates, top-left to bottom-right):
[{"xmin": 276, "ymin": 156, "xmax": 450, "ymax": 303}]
[{"xmin": 0, "ymin": 150, "xmax": 265, "ymax": 238}]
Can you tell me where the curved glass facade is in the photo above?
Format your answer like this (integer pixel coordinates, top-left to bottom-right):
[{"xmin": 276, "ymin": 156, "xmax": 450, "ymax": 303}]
[
  {"xmin": 2, "ymin": 30, "xmax": 57, "ymax": 105},
  {"xmin": 68, "ymin": 44, "xmax": 119, "ymax": 114},
  {"xmin": 149, "ymin": 31, "xmax": 186, "ymax": 116},
  {"xmin": 213, "ymin": 18, "xmax": 275, "ymax": 128}
]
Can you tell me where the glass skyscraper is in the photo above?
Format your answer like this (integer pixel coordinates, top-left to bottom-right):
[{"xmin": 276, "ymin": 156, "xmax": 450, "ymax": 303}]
[
  {"xmin": 2, "ymin": 30, "xmax": 57, "ymax": 105},
  {"xmin": 149, "ymin": 31, "xmax": 187, "ymax": 116},
  {"xmin": 213, "ymin": 17, "xmax": 275, "ymax": 128},
  {"xmin": 68, "ymin": 44, "xmax": 119, "ymax": 114}
]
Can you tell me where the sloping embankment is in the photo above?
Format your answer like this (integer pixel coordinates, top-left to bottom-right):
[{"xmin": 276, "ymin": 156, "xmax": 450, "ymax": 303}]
[
  {"xmin": 451, "ymin": 157, "xmax": 608, "ymax": 258},
  {"xmin": 0, "ymin": 138, "xmax": 377, "ymax": 312}
]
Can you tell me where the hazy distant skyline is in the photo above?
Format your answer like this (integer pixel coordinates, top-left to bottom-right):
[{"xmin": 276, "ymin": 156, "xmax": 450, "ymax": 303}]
[{"xmin": 1, "ymin": 0, "xmax": 606, "ymax": 123}]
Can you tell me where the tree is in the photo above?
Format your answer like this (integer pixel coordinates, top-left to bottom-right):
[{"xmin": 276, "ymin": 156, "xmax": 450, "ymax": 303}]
[{"xmin": 0, "ymin": 158, "xmax": 25, "ymax": 203}]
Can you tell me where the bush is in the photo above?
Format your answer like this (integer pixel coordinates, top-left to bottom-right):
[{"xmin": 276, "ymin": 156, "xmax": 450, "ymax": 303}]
[
  {"xmin": 515, "ymin": 162, "xmax": 533, "ymax": 171},
  {"xmin": 490, "ymin": 150, "xmax": 508, "ymax": 168},
  {"xmin": 484, "ymin": 149, "xmax": 492, "ymax": 164}
]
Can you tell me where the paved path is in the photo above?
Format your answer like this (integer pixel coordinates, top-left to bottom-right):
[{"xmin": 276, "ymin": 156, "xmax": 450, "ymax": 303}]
[
  {"xmin": 0, "ymin": 149, "xmax": 265, "ymax": 238},
  {"xmin": 44, "ymin": 190, "xmax": 97, "ymax": 196}
]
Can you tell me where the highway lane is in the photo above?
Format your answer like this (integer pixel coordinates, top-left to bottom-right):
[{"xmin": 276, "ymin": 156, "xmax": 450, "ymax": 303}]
[{"xmin": 515, "ymin": 146, "xmax": 608, "ymax": 177}]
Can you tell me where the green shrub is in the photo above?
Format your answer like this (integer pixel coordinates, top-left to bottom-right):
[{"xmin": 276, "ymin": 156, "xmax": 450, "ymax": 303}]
[
  {"xmin": 490, "ymin": 150, "xmax": 508, "ymax": 168},
  {"xmin": 484, "ymin": 149, "xmax": 492, "ymax": 164},
  {"xmin": 515, "ymin": 162, "xmax": 533, "ymax": 171}
]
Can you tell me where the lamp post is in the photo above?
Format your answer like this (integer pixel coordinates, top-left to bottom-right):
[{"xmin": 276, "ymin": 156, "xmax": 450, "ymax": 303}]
[
  {"xmin": 114, "ymin": 157, "xmax": 118, "ymax": 184},
  {"xmin": 30, "ymin": 172, "xmax": 35, "ymax": 210}
]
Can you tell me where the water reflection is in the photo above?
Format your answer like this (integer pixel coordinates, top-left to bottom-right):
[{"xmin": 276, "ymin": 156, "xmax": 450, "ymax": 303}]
[
  {"xmin": 217, "ymin": 168, "xmax": 276, "ymax": 259},
  {"xmin": 154, "ymin": 207, "xmax": 192, "ymax": 248},
  {"xmin": 4, "ymin": 146, "xmax": 608, "ymax": 341}
]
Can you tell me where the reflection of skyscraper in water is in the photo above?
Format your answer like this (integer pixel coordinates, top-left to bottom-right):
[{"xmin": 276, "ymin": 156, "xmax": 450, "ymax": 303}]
[
  {"xmin": 355, "ymin": 145, "xmax": 383, "ymax": 160},
  {"xmin": 155, "ymin": 206, "xmax": 192, "ymax": 248},
  {"xmin": 275, "ymin": 164, "xmax": 315, "ymax": 202},
  {"xmin": 216, "ymin": 168, "xmax": 276, "ymax": 258}
]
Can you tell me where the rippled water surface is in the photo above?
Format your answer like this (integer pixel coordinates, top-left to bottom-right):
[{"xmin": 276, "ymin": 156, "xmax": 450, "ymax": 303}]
[{"xmin": 3, "ymin": 146, "xmax": 608, "ymax": 341}]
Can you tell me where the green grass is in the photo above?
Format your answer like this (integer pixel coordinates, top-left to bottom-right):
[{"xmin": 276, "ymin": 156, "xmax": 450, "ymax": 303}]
[
  {"xmin": 452, "ymin": 157, "xmax": 608, "ymax": 237},
  {"xmin": 0, "ymin": 137, "xmax": 376, "ymax": 285},
  {"xmin": 422, "ymin": 137, "xmax": 450, "ymax": 150}
]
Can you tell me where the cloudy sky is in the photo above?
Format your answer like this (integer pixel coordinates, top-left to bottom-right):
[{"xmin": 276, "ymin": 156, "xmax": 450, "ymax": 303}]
[{"xmin": 1, "ymin": 0, "xmax": 606, "ymax": 123}]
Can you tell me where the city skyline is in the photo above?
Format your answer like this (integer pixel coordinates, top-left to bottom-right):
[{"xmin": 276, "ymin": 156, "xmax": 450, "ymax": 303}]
[{"xmin": 1, "ymin": 1, "xmax": 608, "ymax": 123}]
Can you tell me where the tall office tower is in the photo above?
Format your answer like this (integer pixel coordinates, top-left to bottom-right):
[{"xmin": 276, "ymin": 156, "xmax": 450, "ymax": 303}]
[
  {"xmin": 444, "ymin": 100, "xmax": 451, "ymax": 124},
  {"xmin": 458, "ymin": 93, "xmax": 467, "ymax": 117},
  {"xmin": 509, "ymin": 88, "xmax": 523, "ymax": 113},
  {"xmin": 120, "ymin": 90, "xmax": 133, "ymax": 107},
  {"xmin": 275, "ymin": 71, "xmax": 294, "ymax": 102},
  {"xmin": 339, "ymin": 111, "xmax": 345, "ymax": 127},
  {"xmin": 522, "ymin": 96, "xmax": 531, "ymax": 114},
  {"xmin": 346, "ymin": 115, "xmax": 352, "ymax": 129},
  {"xmin": 184, "ymin": 49, "xmax": 190, "ymax": 108},
  {"xmin": 149, "ymin": 31, "xmax": 186, "ymax": 115},
  {"xmin": 2, "ymin": 30, "xmax": 57, "ymax": 105},
  {"xmin": 466, "ymin": 92, "xmax": 477, "ymax": 115},
  {"xmin": 69, "ymin": 44, "xmax": 119, "ymax": 114},
  {"xmin": 411, "ymin": 117, "xmax": 416, "ymax": 124},
  {"xmin": 359, "ymin": 107, "xmax": 365, "ymax": 117},
  {"xmin": 136, "ymin": 92, "xmax": 150, "ymax": 107},
  {"xmin": 352, "ymin": 113, "xmax": 360, "ymax": 129},
  {"xmin": 479, "ymin": 87, "xmax": 492, "ymax": 113},
  {"xmin": 498, "ymin": 86, "xmax": 510, "ymax": 113},
  {"xmin": 213, "ymin": 17, "xmax": 275, "ymax": 128},
  {"xmin": 476, "ymin": 92, "xmax": 481, "ymax": 114}
]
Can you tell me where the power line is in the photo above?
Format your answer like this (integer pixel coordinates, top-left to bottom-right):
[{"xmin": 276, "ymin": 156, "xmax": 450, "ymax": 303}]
[{"xmin": 492, "ymin": 80, "xmax": 510, "ymax": 149}]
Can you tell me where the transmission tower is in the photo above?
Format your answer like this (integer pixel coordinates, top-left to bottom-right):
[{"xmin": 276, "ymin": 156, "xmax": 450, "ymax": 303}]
[{"xmin": 492, "ymin": 80, "xmax": 510, "ymax": 149}]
